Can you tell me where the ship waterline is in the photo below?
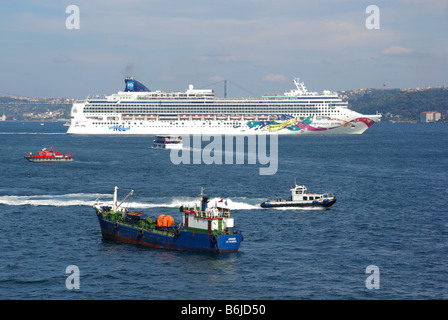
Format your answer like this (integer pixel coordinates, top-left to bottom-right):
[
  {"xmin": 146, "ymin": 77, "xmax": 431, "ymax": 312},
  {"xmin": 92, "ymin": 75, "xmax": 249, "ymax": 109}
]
[{"xmin": 67, "ymin": 77, "xmax": 381, "ymax": 135}]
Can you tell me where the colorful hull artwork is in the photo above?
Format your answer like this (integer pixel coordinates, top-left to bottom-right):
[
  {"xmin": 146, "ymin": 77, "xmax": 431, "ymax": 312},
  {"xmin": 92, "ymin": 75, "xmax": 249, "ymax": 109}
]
[{"xmin": 245, "ymin": 115, "xmax": 375, "ymax": 134}]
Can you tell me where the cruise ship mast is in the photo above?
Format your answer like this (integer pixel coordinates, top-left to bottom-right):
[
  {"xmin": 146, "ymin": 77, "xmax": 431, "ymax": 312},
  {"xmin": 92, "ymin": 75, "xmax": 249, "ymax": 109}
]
[
  {"xmin": 293, "ymin": 78, "xmax": 310, "ymax": 95},
  {"xmin": 283, "ymin": 78, "xmax": 316, "ymax": 96}
]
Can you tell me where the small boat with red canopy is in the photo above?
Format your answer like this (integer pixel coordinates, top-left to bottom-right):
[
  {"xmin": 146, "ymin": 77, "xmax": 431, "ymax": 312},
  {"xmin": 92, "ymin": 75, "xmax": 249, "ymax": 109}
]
[{"xmin": 25, "ymin": 146, "xmax": 74, "ymax": 163}]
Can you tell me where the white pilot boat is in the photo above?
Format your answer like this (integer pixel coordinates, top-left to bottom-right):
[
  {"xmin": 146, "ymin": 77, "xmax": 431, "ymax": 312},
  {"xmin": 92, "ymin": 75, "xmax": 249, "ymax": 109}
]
[{"xmin": 260, "ymin": 182, "xmax": 336, "ymax": 209}]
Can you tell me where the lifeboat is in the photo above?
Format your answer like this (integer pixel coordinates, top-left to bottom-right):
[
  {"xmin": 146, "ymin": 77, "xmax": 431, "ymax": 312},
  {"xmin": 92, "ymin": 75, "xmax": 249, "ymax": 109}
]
[{"xmin": 157, "ymin": 214, "xmax": 174, "ymax": 227}]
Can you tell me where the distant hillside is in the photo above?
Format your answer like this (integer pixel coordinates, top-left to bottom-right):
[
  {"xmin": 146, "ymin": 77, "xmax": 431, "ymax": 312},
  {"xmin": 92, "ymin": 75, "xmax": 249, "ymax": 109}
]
[
  {"xmin": 341, "ymin": 88, "xmax": 448, "ymax": 122},
  {"xmin": 0, "ymin": 97, "xmax": 74, "ymax": 121}
]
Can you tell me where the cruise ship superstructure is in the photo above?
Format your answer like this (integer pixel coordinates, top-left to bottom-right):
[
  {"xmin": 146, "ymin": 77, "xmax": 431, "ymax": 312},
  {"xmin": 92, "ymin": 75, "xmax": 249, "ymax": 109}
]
[{"xmin": 67, "ymin": 77, "xmax": 381, "ymax": 135}]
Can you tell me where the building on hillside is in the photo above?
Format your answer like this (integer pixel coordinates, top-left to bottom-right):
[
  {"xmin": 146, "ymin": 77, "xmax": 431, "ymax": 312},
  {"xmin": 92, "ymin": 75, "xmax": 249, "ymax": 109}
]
[{"xmin": 420, "ymin": 111, "xmax": 441, "ymax": 123}]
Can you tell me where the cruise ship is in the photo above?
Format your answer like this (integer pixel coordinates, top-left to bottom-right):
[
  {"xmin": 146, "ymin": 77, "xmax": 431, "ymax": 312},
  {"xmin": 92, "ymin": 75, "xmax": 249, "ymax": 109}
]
[{"xmin": 67, "ymin": 77, "xmax": 381, "ymax": 135}]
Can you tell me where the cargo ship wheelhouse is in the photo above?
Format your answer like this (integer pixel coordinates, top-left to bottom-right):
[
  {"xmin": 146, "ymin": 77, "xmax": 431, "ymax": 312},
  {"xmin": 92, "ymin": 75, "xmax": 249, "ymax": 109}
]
[{"xmin": 67, "ymin": 77, "xmax": 381, "ymax": 135}]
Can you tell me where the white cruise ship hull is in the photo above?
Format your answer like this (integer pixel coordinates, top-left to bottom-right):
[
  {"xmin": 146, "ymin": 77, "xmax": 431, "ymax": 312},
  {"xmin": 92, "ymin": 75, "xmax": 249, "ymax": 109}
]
[
  {"xmin": 67, "ymin": 116, "xmax": 377, "ymax": 135},
  {"xmin": 67, "ymin": 77, "xmax": 381, "ymax": 136}
]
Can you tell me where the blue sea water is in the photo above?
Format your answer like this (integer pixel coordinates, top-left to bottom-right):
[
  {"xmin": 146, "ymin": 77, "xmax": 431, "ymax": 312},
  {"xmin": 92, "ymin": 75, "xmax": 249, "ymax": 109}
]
[{"xmin": 0, "ymin": 121, "xmax": 447, "ymax": 300}]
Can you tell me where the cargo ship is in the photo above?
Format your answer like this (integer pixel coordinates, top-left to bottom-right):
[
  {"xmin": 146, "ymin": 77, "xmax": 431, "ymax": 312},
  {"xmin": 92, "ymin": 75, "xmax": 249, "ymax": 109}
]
[
  {"xmin": 25, "ymin": 147, "xmax": 74, "ymax": 163},
  {"xmin": 67, "ymin": 77, "xmax": 381, "ymax": 135},
  {"xmin": 93, "ymin": 187, "xmax": 243, "ymax": 252}
]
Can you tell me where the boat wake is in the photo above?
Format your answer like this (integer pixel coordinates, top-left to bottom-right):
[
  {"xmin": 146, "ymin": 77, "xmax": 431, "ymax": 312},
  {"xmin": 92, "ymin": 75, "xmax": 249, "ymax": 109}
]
[
  {"xmin": 0, "ymin": 193, "xmax": 330, "ymax": 212},
  {"xmin": 0, "ymin": 132, "xmax": 66, "ymax": 135},
  {"xmin": 0, "ymin": 193, "xmax": 110, "ymax": 207},
  {"xmin": 135, "ymin": 197, "xmax": 260, "ymax": 210},
  {"xmin": 106, "ymin": 196, "xmax": 260, "ymax": 210},
  {"xmin": 0, "ymin": 194, "xmax": 261, "ymax": 210}
]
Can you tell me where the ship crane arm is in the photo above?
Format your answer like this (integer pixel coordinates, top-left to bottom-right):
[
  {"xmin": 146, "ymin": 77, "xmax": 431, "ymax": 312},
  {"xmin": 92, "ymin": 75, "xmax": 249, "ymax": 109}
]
[
  {"xmin": 112, "ymin": 186, "xmax": 134, "ymax": 216},
  {"xmin": 118, "ymin": 189, "xmax": 134, "ymax": 211}
]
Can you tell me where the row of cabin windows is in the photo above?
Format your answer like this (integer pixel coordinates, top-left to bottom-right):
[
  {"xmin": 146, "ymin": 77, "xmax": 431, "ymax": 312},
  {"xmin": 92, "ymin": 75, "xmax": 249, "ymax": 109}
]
[
  {"xmin": 302, "ymin": 196, "xmax": 324, "ymax": 200},
  {"xmin": 85, "ymin": 107, "xmax": 342, "ymax": 112},
  {"xmin": 92, "ymin": 122, "xmax": 240, "ymax": 126}
]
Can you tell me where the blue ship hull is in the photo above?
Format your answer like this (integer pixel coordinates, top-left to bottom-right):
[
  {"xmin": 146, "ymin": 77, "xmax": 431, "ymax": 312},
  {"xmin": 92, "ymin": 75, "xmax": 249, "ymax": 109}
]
[{"xmin": 96, "ymin": 212, "xmax": 242, "ymax": 253}]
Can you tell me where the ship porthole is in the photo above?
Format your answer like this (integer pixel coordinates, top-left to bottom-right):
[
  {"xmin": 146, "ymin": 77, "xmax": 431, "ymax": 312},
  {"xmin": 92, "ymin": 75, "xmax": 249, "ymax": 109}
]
[{"xmin": 211, "ymin": 235, "xmax": 218, "ymax": 243}]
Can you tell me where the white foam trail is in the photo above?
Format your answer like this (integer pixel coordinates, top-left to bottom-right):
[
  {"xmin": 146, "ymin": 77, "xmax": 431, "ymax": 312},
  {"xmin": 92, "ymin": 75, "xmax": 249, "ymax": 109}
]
[
  {"xmin": 123, "ymin": 197, "xmax": 260, "ymax": 210},
  {"xmin": 142, "ymin": 197, "xmax": 260, "ymax": 210},
  {"xmin": 208, "ymin": 197, "xmax": 260, "ymax": 210},
  {"xmin": 0, "ymin": 132, "xmax": 66, "ymax": 135},
  {"xmin": 0, "ymin": 194, "xmax": 261, "ymax": 210},
  {"xmin": 0, "ymin": 193, "xmax": 110, "ymax": 207}
]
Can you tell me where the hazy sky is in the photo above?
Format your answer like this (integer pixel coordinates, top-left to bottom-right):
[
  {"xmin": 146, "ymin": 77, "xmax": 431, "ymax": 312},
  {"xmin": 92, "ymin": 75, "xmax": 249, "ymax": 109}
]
[{"xmin": 0, "ymin": 0, "xmax": 447, "ymax": 98}]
